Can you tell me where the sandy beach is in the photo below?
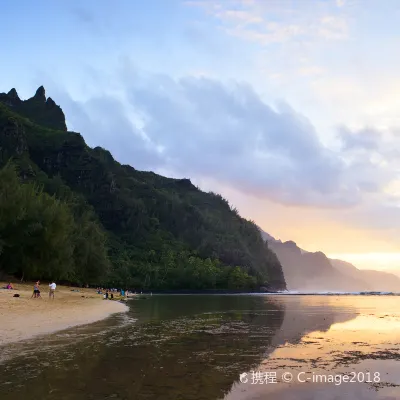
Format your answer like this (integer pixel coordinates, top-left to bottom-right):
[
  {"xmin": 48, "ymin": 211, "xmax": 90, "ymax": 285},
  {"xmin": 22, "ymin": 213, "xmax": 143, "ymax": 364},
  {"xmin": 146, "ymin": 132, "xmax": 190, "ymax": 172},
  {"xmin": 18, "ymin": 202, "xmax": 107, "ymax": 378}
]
[{"xmin": 0, "ymin": 282, "xmax": 128, "ymax": 346}]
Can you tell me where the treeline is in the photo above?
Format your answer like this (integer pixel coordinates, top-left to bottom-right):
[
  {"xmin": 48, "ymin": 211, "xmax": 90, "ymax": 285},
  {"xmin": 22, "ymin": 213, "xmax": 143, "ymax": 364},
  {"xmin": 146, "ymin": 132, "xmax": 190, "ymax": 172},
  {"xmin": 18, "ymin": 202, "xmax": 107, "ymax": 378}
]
[
  {"xmin": 110, "ymin": 246, "xmax": 257, "ymax": 290},
  {"xmin": 0, "ymin": 163, "xmax": 109, "ymax": 284},
  {"xmin": 0, "ymin": 163, "xmax": 258, "ymax": 289}
]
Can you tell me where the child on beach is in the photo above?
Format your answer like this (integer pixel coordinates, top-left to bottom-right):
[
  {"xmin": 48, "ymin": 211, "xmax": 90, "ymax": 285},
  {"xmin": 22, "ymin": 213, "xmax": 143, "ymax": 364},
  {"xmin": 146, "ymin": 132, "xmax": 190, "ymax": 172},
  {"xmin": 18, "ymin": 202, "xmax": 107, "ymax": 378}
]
[
  {"xmin": 2, "ymin": 283, "xmax": 14, "ymax": 289},
  {"xmin": 32, "ymin": 281, "xmax": 41, "ymax": 298}
]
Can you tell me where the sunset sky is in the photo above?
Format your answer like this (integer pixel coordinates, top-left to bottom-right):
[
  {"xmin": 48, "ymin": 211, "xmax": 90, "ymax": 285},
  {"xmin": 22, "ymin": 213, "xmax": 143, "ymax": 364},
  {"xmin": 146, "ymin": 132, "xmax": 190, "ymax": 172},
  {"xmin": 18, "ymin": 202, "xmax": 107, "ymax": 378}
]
[{"xmin": 2, "ymin": 0, "xmax": 400, "ymax": 271}]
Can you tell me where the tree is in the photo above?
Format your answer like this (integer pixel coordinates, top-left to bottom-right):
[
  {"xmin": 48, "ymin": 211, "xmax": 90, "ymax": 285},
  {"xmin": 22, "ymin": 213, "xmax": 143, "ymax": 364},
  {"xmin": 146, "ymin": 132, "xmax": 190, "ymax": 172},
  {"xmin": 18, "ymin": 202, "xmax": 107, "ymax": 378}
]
[{"xmin": 0, "ymin": 163, "xmax": 74, "ymax": 280}]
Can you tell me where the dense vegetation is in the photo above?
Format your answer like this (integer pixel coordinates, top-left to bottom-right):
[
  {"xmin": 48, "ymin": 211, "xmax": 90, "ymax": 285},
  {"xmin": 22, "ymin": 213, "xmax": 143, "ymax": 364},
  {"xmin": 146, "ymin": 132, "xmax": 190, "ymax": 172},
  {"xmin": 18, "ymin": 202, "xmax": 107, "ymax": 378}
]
[
  {"xmin": 0, "ymin": 163, "xmax": 109, "ymax": 284},
  {"xmin": 0, "ymin": 87, "xmax": 286, "ymax": 291}
]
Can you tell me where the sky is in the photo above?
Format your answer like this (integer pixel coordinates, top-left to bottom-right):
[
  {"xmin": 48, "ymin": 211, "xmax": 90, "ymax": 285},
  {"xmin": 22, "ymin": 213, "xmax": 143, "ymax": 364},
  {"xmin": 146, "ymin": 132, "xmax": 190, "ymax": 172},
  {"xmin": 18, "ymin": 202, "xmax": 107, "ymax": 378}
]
[{"xmin": 1, "ymin": 0, "xmax": 400, "ymax": 270}]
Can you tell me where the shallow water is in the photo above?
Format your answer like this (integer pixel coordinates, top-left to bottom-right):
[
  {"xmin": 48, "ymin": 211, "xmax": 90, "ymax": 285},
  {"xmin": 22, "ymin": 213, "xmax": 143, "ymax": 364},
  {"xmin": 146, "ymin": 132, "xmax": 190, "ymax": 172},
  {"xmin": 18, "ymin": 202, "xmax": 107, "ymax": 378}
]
[{"xmin": 1, "ymin": 295, "xmax": 400, "ymax": 399}]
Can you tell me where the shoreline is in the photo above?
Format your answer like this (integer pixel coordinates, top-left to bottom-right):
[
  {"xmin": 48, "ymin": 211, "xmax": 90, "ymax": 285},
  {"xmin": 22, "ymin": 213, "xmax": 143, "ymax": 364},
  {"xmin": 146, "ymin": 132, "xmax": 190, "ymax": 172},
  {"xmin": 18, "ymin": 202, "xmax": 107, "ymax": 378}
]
[
  {"xmin": 140, "ymin": 290, "xmax": 400, "ymax": 296},
  {"xmin": 0, "ymin": 283, "xmax": 129, "ymax": 346}
]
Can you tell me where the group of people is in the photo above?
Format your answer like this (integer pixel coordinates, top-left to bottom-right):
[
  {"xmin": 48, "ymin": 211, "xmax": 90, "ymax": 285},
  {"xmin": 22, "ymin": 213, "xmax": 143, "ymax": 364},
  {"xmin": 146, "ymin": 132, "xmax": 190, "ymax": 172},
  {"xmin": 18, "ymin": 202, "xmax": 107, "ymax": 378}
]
[
  {"xmin": 104, "ymin": 290, "xmax": 114, "ymax": 300},
  {"xmin": 31, "ymin": 280, "xmax": 57, "ymax": 299},
  {"xmin": 96, "ymin": 287, "xmax": 132, "ymax": 300},
  {"xmin": 96, "ymin": 287, "xmax": 120, "ymax": 294}
]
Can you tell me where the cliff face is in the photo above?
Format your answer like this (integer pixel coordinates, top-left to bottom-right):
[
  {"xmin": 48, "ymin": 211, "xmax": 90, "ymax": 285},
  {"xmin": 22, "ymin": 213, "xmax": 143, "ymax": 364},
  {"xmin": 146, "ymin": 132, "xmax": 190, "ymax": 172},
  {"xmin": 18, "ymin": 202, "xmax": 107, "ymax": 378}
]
[
  {"xmin": 0, "ymin": 86, "xmax": 286, "ymax": 291},
  {"xmin": 0, "ymin": 114, "xmax": 28, "ymax": 158}
]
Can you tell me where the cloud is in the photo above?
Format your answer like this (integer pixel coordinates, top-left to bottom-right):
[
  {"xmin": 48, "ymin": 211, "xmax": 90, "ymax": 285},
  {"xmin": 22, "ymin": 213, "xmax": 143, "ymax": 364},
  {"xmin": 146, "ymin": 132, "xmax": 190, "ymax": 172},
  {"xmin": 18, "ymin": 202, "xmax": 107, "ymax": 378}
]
[
  {"xmin": 298, "ymin": 66, "xmax": 325, "ymax": 76},
  {"xmin": 51, "ymin": 67, "xmax": 400, "ymax": 211},
  {"xmin": 127, "ymin": 75, "xmax": 355, "ymax": 207},
  {"xmin": 55, "ymin": 90, "xmax": 164, "ymax": 169},
  {"xmin": 225, "ymin": 23, "xmax": 305, "ymax": 45},
  {"xmin": 318, "ymin": 16, "xmax": 348, "ymax": 39},
  {"xmin": 339, "ymin": 126, "xmax": 381, "ymax": 151},
  {"xmin": 215, "ymin": 9, "xmax": 263, "ymax": 25},
  {"xmin": 186, "ymin": 0, "xmax": 350, "ymax": 44},
  {"xmin": 338, "ymin": 125, "xmax": 400, "ymax": 167}
]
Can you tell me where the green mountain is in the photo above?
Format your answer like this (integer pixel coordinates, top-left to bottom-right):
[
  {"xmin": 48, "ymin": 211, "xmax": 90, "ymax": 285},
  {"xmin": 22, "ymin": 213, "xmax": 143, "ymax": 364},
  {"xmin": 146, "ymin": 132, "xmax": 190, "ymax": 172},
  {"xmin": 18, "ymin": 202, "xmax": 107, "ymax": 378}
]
[{"xmin": 0, "ymin": 86, "xmax": 286, "ymax": 291}]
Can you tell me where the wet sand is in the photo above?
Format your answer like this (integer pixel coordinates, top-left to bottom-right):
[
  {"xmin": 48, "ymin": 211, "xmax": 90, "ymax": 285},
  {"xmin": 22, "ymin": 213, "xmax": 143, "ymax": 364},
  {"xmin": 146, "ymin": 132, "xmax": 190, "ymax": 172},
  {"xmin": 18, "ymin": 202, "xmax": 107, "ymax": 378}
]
[
  {"xmin": 0, "ymin": 282, "xmax": 128, "ymax": 346},
  {"xmin": 225, "ymin": 296, "xmax": 400, "ymax": 400},
  {"xmin": 2, "ymin": 294, "xmax": 400, "ymax": 400}
]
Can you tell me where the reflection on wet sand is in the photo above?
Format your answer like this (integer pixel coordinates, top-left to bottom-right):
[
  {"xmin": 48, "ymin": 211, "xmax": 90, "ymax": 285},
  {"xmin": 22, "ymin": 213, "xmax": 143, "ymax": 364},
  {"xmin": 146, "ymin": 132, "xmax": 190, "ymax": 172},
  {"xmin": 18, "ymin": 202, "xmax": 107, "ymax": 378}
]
[
  {"xmin": 225, "ymin": 296, "xmax": 400, "ymax": 400},
  {"xmin": 2, "ymin": 295, "xmax": 397, "ymax": 400},
  {"xmin": 269, "ymin": 295, "xmax": 358, "ymax": 348}
]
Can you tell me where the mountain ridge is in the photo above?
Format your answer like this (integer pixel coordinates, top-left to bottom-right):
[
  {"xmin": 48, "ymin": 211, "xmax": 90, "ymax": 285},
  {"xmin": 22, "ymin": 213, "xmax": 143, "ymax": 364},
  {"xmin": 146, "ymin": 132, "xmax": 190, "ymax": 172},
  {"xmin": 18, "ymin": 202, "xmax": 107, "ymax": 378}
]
[
  {"xmin": 259, "ymin": 228, "xmax": 400, "ymax": 292},
  {"xmin": 0, "ymin": 86, "xmax": 67, "ymax": 131},
  {"xmin": 0, "ymin": 86, "xmax": 286, "ymax": 291}
]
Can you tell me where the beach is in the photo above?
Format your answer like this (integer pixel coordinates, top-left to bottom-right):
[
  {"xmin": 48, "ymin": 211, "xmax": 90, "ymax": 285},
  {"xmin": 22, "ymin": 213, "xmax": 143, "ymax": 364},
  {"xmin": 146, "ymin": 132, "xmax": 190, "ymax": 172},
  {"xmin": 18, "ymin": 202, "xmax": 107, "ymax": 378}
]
[{"xmin": 0, "ymin": 282, "xmax": 128, "ymax": 346}]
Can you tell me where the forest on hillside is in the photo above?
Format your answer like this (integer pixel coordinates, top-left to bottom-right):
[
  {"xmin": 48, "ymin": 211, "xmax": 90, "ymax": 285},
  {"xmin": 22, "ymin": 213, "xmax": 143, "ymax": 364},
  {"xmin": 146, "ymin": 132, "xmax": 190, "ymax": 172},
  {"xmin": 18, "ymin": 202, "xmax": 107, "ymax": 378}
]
[{"xmin": 0, "ymin": 87, "xmax": 286, "ymax": 291}]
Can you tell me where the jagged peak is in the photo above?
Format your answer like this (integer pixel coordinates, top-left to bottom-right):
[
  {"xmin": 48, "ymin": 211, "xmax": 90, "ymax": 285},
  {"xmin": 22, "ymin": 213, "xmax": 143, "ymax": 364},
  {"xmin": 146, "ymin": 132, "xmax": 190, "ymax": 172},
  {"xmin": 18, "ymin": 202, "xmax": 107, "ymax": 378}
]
[
  {"xmin": 33, "ymin": 86, "xmax": 46, "ymax": 101},
  {"xmin": 0, "ymin": 85, "xmax": 67, "ymax": 131},
  {"xmin": 7, "ymin": 88, "xmax": 20, "ymax": 100},
  {"xmin": 283, "ymin": 240, "xmax": 298, "ymax": 247},
  {"xmin": 46, "ymin": 97, "xmax": 56, "ymax": 107}
]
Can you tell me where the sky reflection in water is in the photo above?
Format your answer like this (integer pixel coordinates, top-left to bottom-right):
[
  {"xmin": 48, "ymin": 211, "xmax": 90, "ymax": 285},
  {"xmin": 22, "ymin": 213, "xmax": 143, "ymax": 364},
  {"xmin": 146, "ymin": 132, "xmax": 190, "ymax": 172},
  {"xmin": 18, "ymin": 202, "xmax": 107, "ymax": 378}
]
[{"xmin": 1, "ymin": 295, "xmax": 399, "ymax": 400}]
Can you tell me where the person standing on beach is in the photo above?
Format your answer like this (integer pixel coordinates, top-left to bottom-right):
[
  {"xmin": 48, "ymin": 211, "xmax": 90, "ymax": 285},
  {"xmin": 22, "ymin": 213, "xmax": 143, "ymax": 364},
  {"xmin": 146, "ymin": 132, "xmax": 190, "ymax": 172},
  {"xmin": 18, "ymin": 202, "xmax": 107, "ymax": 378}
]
[
  {"xmin": 49, "ymin": 281, "xmax": 56, "ymax": 299},
  {"xmin": 31, "ymin": 281, "xmax": 41, "ymax": 299}
]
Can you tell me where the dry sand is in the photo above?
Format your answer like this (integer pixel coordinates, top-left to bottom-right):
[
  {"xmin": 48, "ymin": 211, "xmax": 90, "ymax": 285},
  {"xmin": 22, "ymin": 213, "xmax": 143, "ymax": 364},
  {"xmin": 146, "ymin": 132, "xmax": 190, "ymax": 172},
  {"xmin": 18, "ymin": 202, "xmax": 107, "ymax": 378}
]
[{"xmin": 0, "ymin": 282, "xmax": 128, "ymax": 346}]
